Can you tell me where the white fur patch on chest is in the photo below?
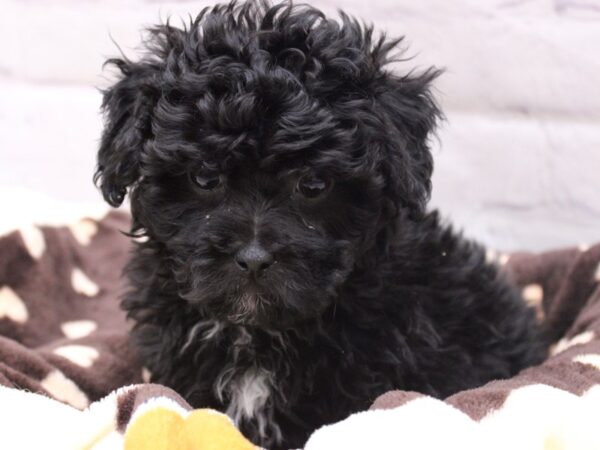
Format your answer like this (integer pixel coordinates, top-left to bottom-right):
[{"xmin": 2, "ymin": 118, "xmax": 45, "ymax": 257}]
[
  {"xmin": 211, "ymin": 326, "xmax": 281, "ymax": 442},
  {"xmin": 226, "ymin": 367, "xmax": 272, "ymax": 431}
]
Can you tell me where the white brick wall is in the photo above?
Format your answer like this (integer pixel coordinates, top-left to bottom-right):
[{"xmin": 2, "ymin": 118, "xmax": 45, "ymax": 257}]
[{"xmin": 1, "ymin": 0, "xmax": 599, "ymax": 251}]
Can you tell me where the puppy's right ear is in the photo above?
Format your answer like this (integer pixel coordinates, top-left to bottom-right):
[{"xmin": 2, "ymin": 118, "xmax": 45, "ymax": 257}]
[{"xmin": 94, "ymin": 58, "xmax": 160, "ymax": 207}]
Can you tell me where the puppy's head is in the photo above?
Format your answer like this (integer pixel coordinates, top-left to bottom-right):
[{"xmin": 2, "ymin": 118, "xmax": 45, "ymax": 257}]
[{"xmin": 95, "ymin": 0, "xmax": 440, "ymax": 328}]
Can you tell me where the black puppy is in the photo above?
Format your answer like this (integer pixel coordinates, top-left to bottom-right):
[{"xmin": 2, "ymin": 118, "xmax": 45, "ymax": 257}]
[{"xmin": 95, "ymin": 1, "xmax": 546, "ymax": 448}]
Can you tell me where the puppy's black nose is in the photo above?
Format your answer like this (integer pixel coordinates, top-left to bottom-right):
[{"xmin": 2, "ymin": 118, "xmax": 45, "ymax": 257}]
[{"xmin": 235, "ymin": 241, "xmax": 274, "ymax": 275}]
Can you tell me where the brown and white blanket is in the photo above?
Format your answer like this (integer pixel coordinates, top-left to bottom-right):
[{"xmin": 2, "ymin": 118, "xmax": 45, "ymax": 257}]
[{"xmin": 1, "ymin": 210, "xmax": 599, "ymax": 449}]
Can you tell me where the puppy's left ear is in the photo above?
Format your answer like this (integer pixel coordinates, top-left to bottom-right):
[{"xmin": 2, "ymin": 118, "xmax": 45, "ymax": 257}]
[
  {"xmin": 94, "ymin": 58, "xmax": 161, "ymax": 207},
  {"xmin": 376, "ymin": 68, "xmax": 442, "ymax": 219}
]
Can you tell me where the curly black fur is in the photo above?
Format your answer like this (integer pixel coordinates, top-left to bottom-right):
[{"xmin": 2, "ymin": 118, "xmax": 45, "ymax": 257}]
[{"xmin": 94, "ymin": 1, "xmax": 546, "ymax": 448}]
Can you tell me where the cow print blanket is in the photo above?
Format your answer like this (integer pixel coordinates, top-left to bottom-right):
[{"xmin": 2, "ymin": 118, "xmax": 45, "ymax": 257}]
[{"xmin": 1, "ymin": 211, "xmax": 599, "ymax": 449}]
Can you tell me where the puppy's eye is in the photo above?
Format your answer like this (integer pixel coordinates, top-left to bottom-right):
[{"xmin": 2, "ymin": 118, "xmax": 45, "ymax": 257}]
[
  {"xmin": 296, "ymin": 173, "xmax": 331, "ymax": 199},
  {"xmin": 191, "ymin": 172, "xmax": 221, "ymax": 190}
]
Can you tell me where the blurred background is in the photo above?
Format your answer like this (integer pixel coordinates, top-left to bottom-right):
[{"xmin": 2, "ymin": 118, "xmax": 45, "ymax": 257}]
[{"xmin": 1, "ymin": 0, "xmax": 599, "ymax": 251}]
